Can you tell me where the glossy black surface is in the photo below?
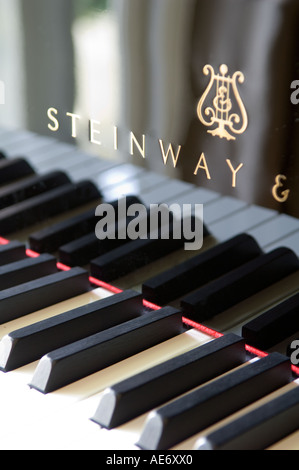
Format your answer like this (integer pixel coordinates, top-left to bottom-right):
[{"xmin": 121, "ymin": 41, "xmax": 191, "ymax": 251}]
[{"xmin": 0, "ymin": 0, "xmax": 298, "ymax": 216}]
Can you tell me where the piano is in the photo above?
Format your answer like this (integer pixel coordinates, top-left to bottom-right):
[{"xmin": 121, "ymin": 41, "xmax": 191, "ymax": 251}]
[{"xmin": 0, "ymin": 0, "xmax": 299, "ymax": 452}]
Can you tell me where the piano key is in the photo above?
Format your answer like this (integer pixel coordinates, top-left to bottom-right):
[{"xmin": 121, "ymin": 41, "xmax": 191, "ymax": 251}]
[
  {"xmin": 0, "ymin": 253, "xmax": 58, "ymax": 291},
  {"xmin": 26, "ymin": 142, "xmax": 81, "ymax": 166},
  {"xmin": 0, "ymin": 267, "xmax": 90, "ymax": 324},
  {"xmin": 0, "ymin": 129, "xmax": 36, "ymax": 148},
  {"xmin": 67, "ymin": 157, "xmax": 120, "ymax": 182},
  {"xmin": 25, "ymin": 144, "xmax": 80, "ymax": 169},
  {"xmin": 88, "ymin": 163, "xmax": 145, "ymax": 190},
  {"xmin": 242, "ymin": 292, "xmax": 299, "ymax": 350},
  {"xmin": 39, "ymin": 152, "xmax": 104, "ymax": 174},
  {"xmin": 30, "ymin": 306, "xmax": 184, "ymax": 394},
  {"xmin": 0, "ymin": 180, "xmax": 101, "ymax": 235},
  {"xmin": 0, "ymin": 171, "xmax": 71, "ymax": 209},
  {"xmin": 0, "ymin": 134, "xmax": 55, "ymax": 160},
  {"xmin": 29, "ymin": 195, "xmax": 142, "ymax": 253},
  {"xmin": 0, "ymin": 130, "xmax": 298, "ymax": 450},
  {"xmin": 137, "ymin": 352, "xmax": 292, "ymax": 450},
  {"xmin": 58, "ymin": 205, "xmax": 152, "ymax": 266},
  {"xmin": 29, "ymin": 209, "xmax": 96, "ymax": 254},
  {"xmin": 166, "ymin": 187, "xmax": 221, "ymax": 206},
  {"xmin": 0, "ymin": 240, "xmax": 27, "ymax": 264},
  {"xmin": 91, "ymin": 333, "xmax": 246, "ymax": 429},
  {"xmin": 0, "ymin": 158, "xmax": 35, "ymax": 185},
  {"xmin": 101, "ymin": 171, "xmax": 171, "ymax": 201},
  {"xmin": 0, "ymin": 289, "xmax": 143, "ymax": 372},
  {"xmin": 0, "ymin": 287, "xmax": 114, "ymax": 344},
  {"xmin": 265, "ymin": 230, "xmax": 299, "ymax": 257},
  {"xmin": 248, "ymin": 213, "xmax": 299, "ymax": 249},
  {"xmin": 201, "ymin": 196, "xmax": 248, "ymax": 225},
  {"xmin": 90, "ymin": 221, "xmax": 201, "ymax": 283},
  {"xmin": 181, "ymin": 247, "xmax": 299, "ymax": 322},
  {"xmin": 142, "ymin": 234, "xmax": 262, "ymax": 305},
  {"xmin": 0, "ymin": 152, "xmax": 6, "ymax": 159},
  {"xmin": 0, "ymin": 326, "xmax": 209, "ymax": 448},
  {"xmin": 196, "ymin": 385, "xmax": 299, "ymax": 450},
  {"xmin": 59, "ymin": 232, "xmax": 121, "ymax": 267},
  {"xmin": 141, "ymin": 180, "xmax": 195, "ymax": 205},
  {"xmin": 209, "ymin": 205, "xmax": 278, "ymax": 242}
]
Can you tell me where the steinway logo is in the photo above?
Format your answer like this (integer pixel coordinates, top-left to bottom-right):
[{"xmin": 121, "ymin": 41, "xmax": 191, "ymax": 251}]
[
  {"xmin": 197, "ymin": 64, "xmax": 248, "ymax": 141},
  {"xmin": 47, "ymin": 62, "xmax": 291, "ymax": 206},
  {"xmin": 47, "ymin": 107, "xmax": 246, "ymax": 190}
]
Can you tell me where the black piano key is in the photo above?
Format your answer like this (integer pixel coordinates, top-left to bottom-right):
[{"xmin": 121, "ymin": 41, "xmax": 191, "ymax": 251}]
[
  {"xmin": 29, "ymin": 195, "xmax": 142, "ymax": 253},
  {"xmin": 142, "ymin": 234, "xmax": 262, "ymax": 305},
  {"xmin": 0, "ymin": 253, "xmax": 58, "ymax": 291},
  {"xmin": 30, "ymin": 306, "xmax": 183, "ymax": 394},
  {"xmin": 58, "ymin": 232, "xmax": 115, "ymax": 267},
  {"xmin": 0, "ymin": 267, "xmax": 90, "ymax": 324},
  {"xmin": 181, "ymin": 248, "xmax": 299, "ymax": 322},
  {"xmin": 0, "ymin": 241, "xmax": 27, "ymax": 265},
  {"xmin": 59, "ymin": 213, "xmax": 151, "ymax": 267},
  {"xmin": 242, "ymin": 292, "xmax": 299, "ymax": 350},
  {"xmin": 90, "ymin": 238, "xmax": 177, "ymax": 282},
  {"xmin": 91, "ymin": 333, "xmax": 246, "ymax": 429},
  {"xmin": 90, "ymin": 217, "xmax": 205, "ymax": 282},
  {"xmin": 196, "ymin": 387, "xmax": 299, "ymax": 450},
  {"xmin": 29, "ymin": 208, "xmax": 96, "ymax": 253},
  {"xmin": 137, "ymin": 352, "xmax": 292, "ymax": 450},
  {"xmin": 0, "ymin": 171, "xmax": 71, "ymax": 209},
  {"xmin": 0, "ymin": 152, "xmax": 6, "ymax": 159},
  {"xmin": 0, "ymin": 181, "xmax": 101, "ymax": 235},
  {"xmin": 0, "ymin": 290, "xmax": 143, "ymax": 372},
  {"xmin": 0, "ymin": 158, "xmax": 35, "ymax": 185}
]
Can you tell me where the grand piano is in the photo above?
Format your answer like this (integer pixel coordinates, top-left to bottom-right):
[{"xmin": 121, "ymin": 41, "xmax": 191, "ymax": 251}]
[{"xmin": 0, "ymin": 0, "xmax": 298, "ymax": 451}]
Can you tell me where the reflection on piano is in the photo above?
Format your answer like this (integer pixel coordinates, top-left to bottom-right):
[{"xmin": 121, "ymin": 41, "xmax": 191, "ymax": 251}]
[{"xmin": 0, "ymin": 127, "xmax": 299, "ymax": 450}]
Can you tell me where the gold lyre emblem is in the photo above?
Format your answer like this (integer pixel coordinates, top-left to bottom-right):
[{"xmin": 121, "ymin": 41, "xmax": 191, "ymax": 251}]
[{"xmin": 197, "ymin": 64, "xmax": 248, "ymax": 141}]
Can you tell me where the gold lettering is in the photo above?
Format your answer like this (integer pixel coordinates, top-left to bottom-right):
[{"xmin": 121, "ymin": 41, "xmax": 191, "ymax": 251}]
[
  {"xmin": 89, "ymin": 120, "xmax": 102, "ymax": 146},
  {"xmin": 66, "ymin": 112, "xmax": 81, "ymax": 138},
  {"xmin": 130, "ymin": 132, "xmax": 146, "ymax": 159},
  {"xmin": 47, "ymin": 107, "xmax": 59, "ymax": 132},
  {"xmin": 194, "ymin": 153, "xmax": 211, "ymax": 180},
  {"xmin": 272, "ymin": 175, "xmax": 290, "ymax": 203},
  {"xmin": 159, "ymin": 140, "xmax": 182, "ymax": 168},
  {"xmin": 226, "ymin": 159, "xmax": 244, "ymax": 188}
]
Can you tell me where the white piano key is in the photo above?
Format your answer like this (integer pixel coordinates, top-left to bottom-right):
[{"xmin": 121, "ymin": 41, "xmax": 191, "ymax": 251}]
[
  {"xmin": 0, "ymin": 126, "xmax": 299, "ymax": 450},
  {"xmin": 171, "ymin": 187, "xmax": 221, "ymax": 206},
  {"xmin": 25, "ymin": 144, "xmax": 77, "ymax": 167},
  {"xmin": 87, "ymin": 163, "xmax": 145, "ymax": 190},
  {"xmin": 141, "ymin": 180, "xmax": 197, "ymax": 205},
  {"xmin": 101, "ymin": 171, "xmax": 167, "ymax": 201},
  {"xmin": 68, "ymin": 157, "xmax": 121, "ymax": 181},
  {"xmin": 0, "ymin": 322, "xmax": 210, "ymax": 445},
  {"xmin": 209, "ymin": 205, "xmax": 278, "ymax": 242},
  {"xmin": 203, "ymin": 196, "xmax": 248, "ymax": 225},
  {"xmin": 36, "ymin": 149, "xmax": 95, "ymax": 173},
  {"xmin": 2, "ymin": 135, "xmax": 59, "ymax": 160},
  {"xmin": 265, "ymin": 231, "xmax": 299, "ymax": 256},
  {"xmin": 0, "ymin": 129, "xmax": 38, "ymax": 149},
  {"xmin": 248, "ymin": 214, "xmax": 299, "ymax": 249}
]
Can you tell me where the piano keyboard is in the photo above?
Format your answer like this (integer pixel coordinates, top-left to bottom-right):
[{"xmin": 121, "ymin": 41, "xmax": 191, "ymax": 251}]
[{"xmin": 1, "ymin": 127, "xmax": 299, "ymax": 450}]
